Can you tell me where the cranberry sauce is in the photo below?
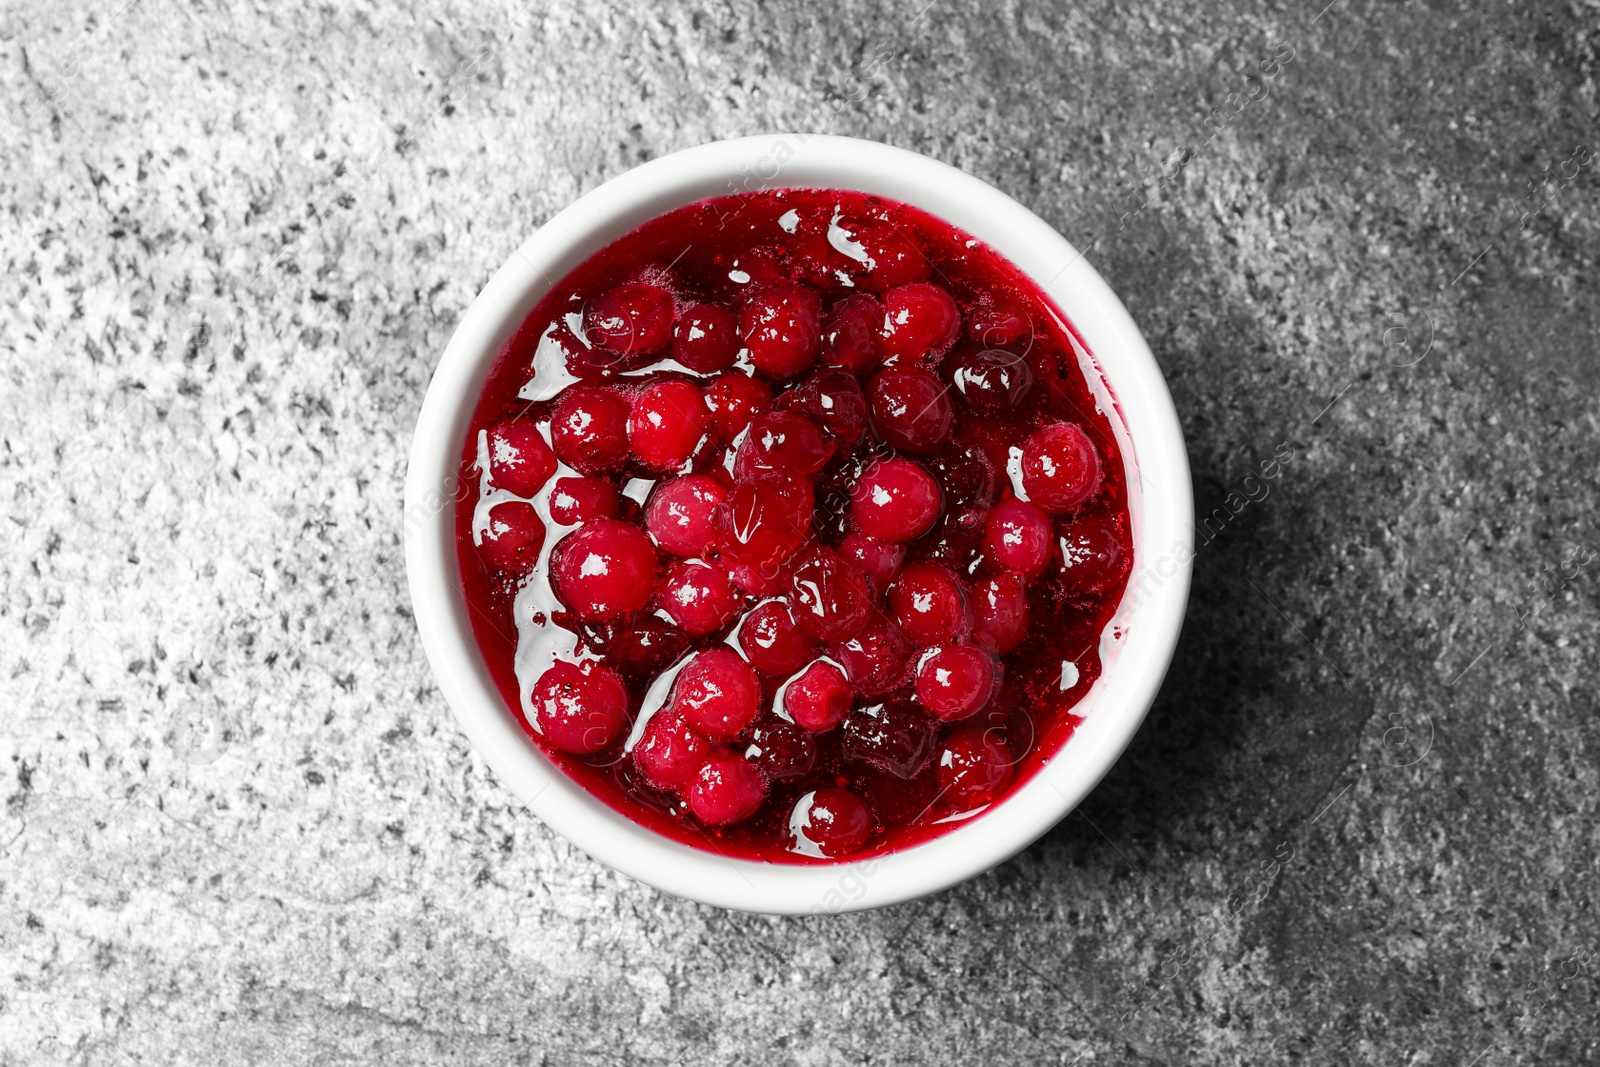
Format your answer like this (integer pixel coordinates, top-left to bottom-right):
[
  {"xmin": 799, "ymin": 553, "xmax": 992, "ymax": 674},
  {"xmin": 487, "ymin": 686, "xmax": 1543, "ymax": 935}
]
[{"xmin": 454, "ymin": 188, "xmax": 1133, "ymax": 864}]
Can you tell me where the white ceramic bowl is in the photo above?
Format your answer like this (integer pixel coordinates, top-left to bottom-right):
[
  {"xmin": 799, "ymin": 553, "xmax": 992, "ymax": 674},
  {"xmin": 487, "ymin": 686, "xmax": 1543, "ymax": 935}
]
[{"xmin": 405, "ymin": 134, "xmax": 1192, "ymax": 914}]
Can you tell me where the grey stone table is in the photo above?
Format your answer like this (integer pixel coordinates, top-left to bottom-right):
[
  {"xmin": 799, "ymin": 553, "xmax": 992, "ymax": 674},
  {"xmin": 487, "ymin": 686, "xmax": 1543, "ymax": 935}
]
[{"xmin": 3, "ymin": 0, "xmax": 1598, "ymax": 1063}]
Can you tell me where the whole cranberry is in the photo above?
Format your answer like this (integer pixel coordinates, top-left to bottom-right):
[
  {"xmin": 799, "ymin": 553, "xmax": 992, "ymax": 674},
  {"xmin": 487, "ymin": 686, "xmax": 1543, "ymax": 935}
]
[
  {"xmin": 937, "ymin": 727, "xmax": 1013, "ymax": 809},
  {"xmin": 672, "ymin": 303, "xmax": 739, "ymax": 373},
  {"xmin": 915, "ymin": 644, "xmax": 997, "ymax": 721},
  {"xmin": 790, "ymin": 787, "xmax": 875, "ymax": 857},
  {"xmin": 850, "ymin": 458, "xmax": 942, "ymax": 543},
  {"xmin": 840, "ymin": 701, "xmax": 937, "ymax": 779},
  {"xmin": 530, "ymin": 660, "xmax": 630, "ymax": 755},
  {"xmin": 739, "ymin": 281, "xmax": 821, "ymax": 379},
  {"xmin": 633, "ymin": 708, "xmax": 709, "ymax": 792},
  {"xmin": 879, "ymin": 281, "xmax": 960, "ymax": 363},
  {"xmin": 715, "ymin": 473, "xmax": 813, "ymax": 570},
  {"xmin": 984, "ymin": 498, "xmax": 1053, "ymax": 576},
  {"xmin": 476, "ymin": 501, "xmax": 546, "ymax": 574},
  {"xmin": 789, "ymin": 547, "xmax": 873, "ymax": 643},
  {"xmin": 948, "ymin": 348, "xmax": 1035, "ymax": 412},
  {"xmin": 746, "ymin": 719, "xmax": 818, "ymax": 781},
  {"xmin": 739, "ymin": 600, "xmax": 817, "ymax": 676},
  {"xmin": 733, "ymin": 410, "xmax": 833, "ymax": 479},
  {"xmin": 781, "ymin": 369, "xmax": 868, "ymax": 449},
  {"xmin": 605, "ymin": 615, "xmax": 690, "ymax": 677},
  {"xmin": 1056, "ymin": 511, "xmax": 1131, "ymax": 597},
  {"xmin": 688, "ymin": 751, "xmax": 768, "ymax": 826},
  {"xmin": 551, "ymin": 387, "xmax": 631, "ymax": 473},
  {"xmin": 853, "ymin": 224, "xmax": 930, "ymax": 292},
  {"xmin": 645, "ymin": 474, "xmax": 728, "ymax": 557},
  {"xmin": 586, "ymin": 282, "xmax": 675, "ymax": 354},
  {"xmin": 725, "ymin": 559, "xmax": 791, "ymax": 598},
  {"xmin": 830, "ymin": 614, "xmax": 913, "ymax": 697},
  {"xmin": 784, "ymin": 660, "xmax": 853, "ymax": 731},
  {"xmin": 789, "ymin": 228, "xmax": 856, "ymax": 289},
  {"xmin": 552, "ymin": 518, "xmax": 658, "ymax": 618},
  {"xmin": 672, "ymin": 648, "xmax": 761, "ymax": 740},
  {"xmin": 658, "ymin": 560, "xmax": 740, "ymax": 636},
  {"xmin": 820, "ymin": 293, "xmax": 884, "ymax": 375},
  {"xmin": 888, "ymin": 563, "xmax": 971, "ymax": 646},
  {"xmin": 839, "ymin": 533, "xmax": 906, "ymax": 594},
  {"xmin": 723, "ymin": 249, "xmax": 785, "ymax": 289},
  {"xmin": 1021, "ymin": 421, "xmax": 1102, "ymax": 513},
  {"xmin": 548, "ymin": 476, "xmax": 620, "ymax": 526},
  {"xmin": 628, "ymin": 380, "xmax": 711, "ymax": 471},
  {"xmin": 705, "ymin": 373, "xmax": 774, "ymax": 439},
  {"xmin": 486, "ymin": 421, "xmax": 557, "ymax": 498},
  {"xmin": 972, "ymin": 573, "xmax": 1031, "ymax": 653},
  {"xmin": 966, "ymin": 299, "xmax": 1033, "ymax": 349},
  {"xmin": 868, "ymin": 367, "xmax": 954, "ymax": 455}
]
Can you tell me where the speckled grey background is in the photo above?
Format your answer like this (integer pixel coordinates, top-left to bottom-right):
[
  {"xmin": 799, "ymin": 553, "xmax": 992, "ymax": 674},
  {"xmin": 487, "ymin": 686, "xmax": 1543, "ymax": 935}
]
[{"xmin": 4, "ymin": 0, "xmax": 1599, "ymax": 1063}]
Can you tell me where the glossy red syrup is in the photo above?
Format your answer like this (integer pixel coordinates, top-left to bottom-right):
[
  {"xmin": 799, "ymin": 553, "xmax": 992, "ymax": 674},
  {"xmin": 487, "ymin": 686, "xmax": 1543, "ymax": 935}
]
[{"xmin": 455, "ymin": 189, "xmax": 1132, "ymax": 864}]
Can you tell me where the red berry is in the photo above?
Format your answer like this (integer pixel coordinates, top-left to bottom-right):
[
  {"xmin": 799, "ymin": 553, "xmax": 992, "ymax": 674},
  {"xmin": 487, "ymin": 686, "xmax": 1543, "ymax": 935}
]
[
  {"xmin": 840, "ymin": 701, "xmax": 937, "ymax": 779},
  {"xmin": 914, "ymin": 644, "xmax": 996, "ymax": 721},
  {"xmin": 966, "ymin": 299, "xmax": 1033, "ymax": 348},
  {"xmin": 606, "ymin": 615, "xmax": 690, "ymax": 677},
  {"xmin": 1021, "ymin": 421, "xmax": 1102, "ymax": 513},
  {"xmin": 715, "ymin": 473, "xmax": 813, "ymax": 570},
  {"xmin": 586, "ymin": 282, "xmax": 675, "ymax": 354},
  {"xmin": 633, "ymin": 708, "xmax": 709, "ymax": 792},
  {"xmin": 725, "ymin": 559, "xmax": 791, "ymax": 597},
  {"xmin": 868, "ymin": 366, "xmax": 954, "ymax": 454},
  {"xmin": 687, "ymin": 751, "xmax": 767, "ymax": 826},
  {"xmin": 948, "ymin": 348, "xmax": 1035, "ymax": 412},
  {"xmin": 723, "ymin": 249, "xmax": 785, "ymax": 289},
  {"xmin": 781, "ymin": 369, "xmax": 868, "ymax": 450},
  {"xmin": 746, "ymin": 719, "xmax": 817, "ymax": 781},
  {"xmin": 551, "ymin": 387, "xmax": 631, "ymax": 473},
  {"xmin": 476, "ymin": 501, "xmax": 546, "ymax": 573},
  {"xmin": 789, "ymin": 227, "xmax": 856, "ymax": 289},
  {"xmin": 839, "ymin": 533, "xmax": 905, "ymax": 594},
  {"xmin": 739, "ymin": 600, "xmax": 817, "ymax": 676},
  {"xmin": 672, "ymin": 648, "xmax": 761, "ymax": 740},
  {"xmin": 783, "ymin": 660, "xmax": 853, "ymax": 731},
  {"xmin": 704, "ymin": 372, "xmax": 774, "ymax": 439},
  {"xmin": 531, "ymin": 661, "xmax": 630, "ymax": 755},
  {"xmin": 853, "ymin": 224, "xmax": 930, "ymax": 292},
  {"xmin": 732, "ymin": 410, "xmax": 833, "ymax": 479},
  {"xmin": 820, "ymin": 293, "xmax": 883, "ymax": 375},
  {"xmin": 548, "ymin": 476, "xmax": 619, "ymax": 526},
  {"xmin": 789, "ymin": 547, "xmax": 872, "ymax": 643},
  {"xmin": 830, "ymin": 614, "xmax": 913, "ymax": 697},
  {"xmin": 672, "ymin": 303, "xmax": 739, "ymax": 373},
  {"xmin": 850, "ymin": 458, "xmax": 941, "ymax": 542},
  {"xmin": 1056, "ymin": 511, "xmax": 1131, "ymax": 597},
  {"xmin": 628, "ymin": 380, "xmax": 711, "ymax": 471},
  {"xmin": 879, "ymin": 282, "xmax": 959, "ymax": 363},
  {"xmin": 984, "ymin": 498, "xmax": 1052, "ymax": 576},
  {"xmin": 485, "ymin": 421, "xmax": 557, "ymax": 497},
  {"xmin": 659, "ymin": 560, "xmax": 740, "ymax": 636},
  {"xmin": 790, "ymin": 787, "xmax": 874, "ymax": 857},
  {"xmin": 552, "ymin": 518, "xmax": 657, "ymax": 618},
  {"xmin": 937, "ymin": 727, "xmax": 1013, "ymax": 808},
  {"xmin": 888, "ymin": 563, "xmax": 971, "ymax": 646},
  {"xmin": 972, "ymin": 573, "xmax": 1030, "ymax": 653},
  {"xmin": 739, "ymin": 282, "xmax": 821, "ymax": 379},
  {"xmin": 644, "ymin": 474, "xmax": 727, "ymax": 557}
]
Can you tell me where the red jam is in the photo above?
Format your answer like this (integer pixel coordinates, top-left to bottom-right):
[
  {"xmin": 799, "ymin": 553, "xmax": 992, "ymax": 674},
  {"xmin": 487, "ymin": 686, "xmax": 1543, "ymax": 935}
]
[{"xmin": 455, "ymin": 189, "xmax": 1133, "ymax": 864}]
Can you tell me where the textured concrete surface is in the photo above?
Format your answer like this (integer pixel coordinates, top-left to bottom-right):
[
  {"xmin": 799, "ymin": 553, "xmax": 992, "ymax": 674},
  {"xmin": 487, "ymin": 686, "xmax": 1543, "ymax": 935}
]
[{"xmin": 4, "ymin": 0, "xmax": 1600, "ymax": 1063}]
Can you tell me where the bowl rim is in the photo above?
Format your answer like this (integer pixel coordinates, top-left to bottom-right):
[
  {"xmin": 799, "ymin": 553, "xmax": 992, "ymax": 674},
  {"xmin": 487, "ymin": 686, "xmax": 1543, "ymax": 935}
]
[{"xmin": 404, "ymin": 133, "xmax": 1193, "ymax": 915}]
